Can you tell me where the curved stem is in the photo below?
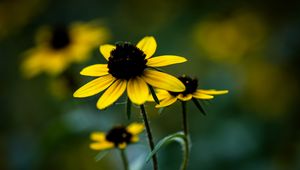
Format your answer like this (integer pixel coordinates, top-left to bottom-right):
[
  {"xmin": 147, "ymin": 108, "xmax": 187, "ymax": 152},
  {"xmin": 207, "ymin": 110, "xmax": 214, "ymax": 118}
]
[
  {"xmin": 140, "ymin": 105, "xmax": 158, "ymax": 170},
  {"xmin": 181, "ymin": 136, "xmax": 189, "ymax": 170},
  {"xmin": 120, "ymin": 149, "xmax": 129, "ymax": 170},
  {"xmin": 181, "ymin": 101, "xmax": 190, "ymax": 170}
]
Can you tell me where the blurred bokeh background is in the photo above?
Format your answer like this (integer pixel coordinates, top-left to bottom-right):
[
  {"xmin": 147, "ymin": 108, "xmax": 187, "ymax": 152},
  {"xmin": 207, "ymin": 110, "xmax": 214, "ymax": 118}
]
[{"xmin": 1, "ymin": 0, "xmax": 300, "ymax": 169}]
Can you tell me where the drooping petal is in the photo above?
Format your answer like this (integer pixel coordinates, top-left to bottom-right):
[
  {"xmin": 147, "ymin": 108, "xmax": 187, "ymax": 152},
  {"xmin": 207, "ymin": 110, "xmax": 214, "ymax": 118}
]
[
  {"xmin": 197, "ymin": 89, "xmax": 229, "ymax": 95},
  {"xmin": 192, "ymin": 91, "xmax": 214, "ymax": 100},
  {"xmin": 155, "ymin": 96, "xmax": 177, "ymax": 108},
  {"xmin": 142, "ymin": 70, "xmax": 185, "ymax": 92},
  {"xmin": 130, "ymin": 136, "xmax": 139, "ymax": 143},
  {"xmin": 97, "ymin": 79, "xmax": 127, "ymax": 109},
  {"xmin": 136, "ymin": 36, "xmax": 157, "ymax": 59},
  {"xmin": 90, "ymin": 141, "xmax": 114, "ymax": 150},
  {"xmin": 118, "ymin": 143, "xmax": 127, "ymax": 149},
  {"xmin": 177, "ymin": 94, "xmax": 193, "ymax": 101},
  {"xmin": 90, "ymin": 132, "xmax": 106, "ymax": 141},
  {"xmin": 126, "ymin": 123, "xmax": 144, "ymax": 135},
  {"xmin": 73, "ymin": 74, "xmax": 115, "ymax": 98},
  {"xmin": 127, "ymin": 77, "xmax": 149, "ymax": 105},
  {"xmin": 99, "ymin": 44, "xmax": 115, "ymax": 60},
  {"xmin": 80, "ymin": 64, "xmax": 109, "ymax": 77},
  {"xmin": 146, "ymin": 55, "xmax": 187, "ymax": 67}
]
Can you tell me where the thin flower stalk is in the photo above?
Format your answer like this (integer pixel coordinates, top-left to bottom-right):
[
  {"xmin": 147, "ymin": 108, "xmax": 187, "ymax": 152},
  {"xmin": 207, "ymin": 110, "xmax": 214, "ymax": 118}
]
[
  {"xmin": 181, "ymin": 101, "xmax": 189, "ymax": 170},
  {"xmin": 140, "ymin": 104, "xmax": 158, "ymax": 170},
  {"xmin": 120, "ymin": 149, "xmax": 129, "ymax": 170}
]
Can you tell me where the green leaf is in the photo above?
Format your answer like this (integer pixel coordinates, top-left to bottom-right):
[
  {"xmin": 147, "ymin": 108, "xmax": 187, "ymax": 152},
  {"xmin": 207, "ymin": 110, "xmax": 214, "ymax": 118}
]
[
  {"xmin": 146, "ymin": 131, "xmax": 186, "ymax": 162},
  {"xmin": 95, "ymin": 150, "xmax": 109, "ymax": 161},
  {"xmin": 192, "ymin": 98, "xmax": 206, "ymax": 115},
  {"xmin": 148, "ymin": 85, "xmax": 160, "ymax": 104},
  {"xmin": 126, "ymin": 98, "xmax": 132, "ymax": 120}
]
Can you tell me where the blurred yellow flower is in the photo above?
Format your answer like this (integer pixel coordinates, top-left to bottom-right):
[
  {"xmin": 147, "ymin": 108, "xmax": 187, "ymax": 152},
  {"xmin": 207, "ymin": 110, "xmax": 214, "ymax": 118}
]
[
  {"xmin": 21, "ymin": 20, "xmax": 109, "ymax": 78},
  {"xmin": 150, "ymin": 75, "xmax": 228, "ymax": 108},
  {"xmin": 73, "ymin": 36, "xmax": 186, "ymax": 110},
  {"xmin": 193, "ymin": 11, "xmax": 266, "ymax": 63},
  {"xmin": 90, "ymin": 123, "xmax": 144, "ymax": 150}
]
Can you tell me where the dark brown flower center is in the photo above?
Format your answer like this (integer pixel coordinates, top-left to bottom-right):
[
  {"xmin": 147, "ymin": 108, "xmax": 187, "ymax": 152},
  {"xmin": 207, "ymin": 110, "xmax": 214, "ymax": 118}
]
[
  {"xmin": 50, "ymin": 26, "xmax": 71, "ymax": 50},
  {"xmin": 169, "ymin": 75, "xmax": 198, "ymax": 96},
  {"xmin": 108, "ymin": 42, "xmax": 147, "ymax": 79},
  {"xmin": 105, "ymin": 126, "xmax": 132, "ymax": 146}
]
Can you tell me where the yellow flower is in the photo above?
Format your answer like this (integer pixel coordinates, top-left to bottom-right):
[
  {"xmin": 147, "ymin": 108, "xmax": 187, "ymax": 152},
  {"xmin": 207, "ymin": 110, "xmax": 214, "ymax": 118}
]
[
  {"xmin": 21, "ymin": 20, "xmax": 109, "ymax": 78},
  {"xmin": 73, "ymin": 36, "xmax": 187, "ymax": 109},
  {"xmin": 151, "ymin": 75, "xmax": 228, "ymax": 108},
  {"xmin": 90, "ymin": 123, "xmax": 144, "ymax": 150}
]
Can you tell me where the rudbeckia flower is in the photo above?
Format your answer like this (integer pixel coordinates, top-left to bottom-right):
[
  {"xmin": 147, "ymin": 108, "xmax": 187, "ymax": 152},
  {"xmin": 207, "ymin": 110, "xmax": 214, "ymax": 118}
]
[
  {"xmin": 21, "ymin": 21, "xmax": 109, "ymax": 78},
  {"xmin": 152, "ymin": 75, "xmax": 228, "ymax": 108},
  {"xmin": 73, "ymin": 36, "xmax": 187, "ymax": 110},
  {"xmin": 90, "ymin": 123, "xmax": 144, "ymax": 150}
]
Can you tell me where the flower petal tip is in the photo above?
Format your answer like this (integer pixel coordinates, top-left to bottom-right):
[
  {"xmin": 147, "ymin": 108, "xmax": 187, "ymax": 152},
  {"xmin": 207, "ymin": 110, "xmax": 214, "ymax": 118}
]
[
  {"xmin": 173, "ymin": 83, "xmax": 186, "ymax": 92},
  {"xmin": 73, "ymin": 91, "xmax": 81, "ymax": 98},
  {"xmin": 223, "ymin": 90, "xmax": 229, "ymax": 94},
  {"xmin": 99, "ymin": 44, "xmax": 115, "ymax": 60}
]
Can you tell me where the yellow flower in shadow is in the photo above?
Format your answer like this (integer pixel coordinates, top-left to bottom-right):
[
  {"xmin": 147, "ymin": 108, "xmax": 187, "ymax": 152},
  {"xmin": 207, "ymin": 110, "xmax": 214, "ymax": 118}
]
[
  {"xmin": 193, "ymin": 10, "xmax": 266, "ymax": 63},
  {"xmin": 21, "ymin": 20, "xmax": 109, "ymax": 78},
  {"xmin": 73, "ymin": 36, "xmax": 187, "ymax": 110},
  {"xmin": 90, "ymin": 123, "xmax": 144, "ymax": 150},
  {"xmin": 149, "ymin": 75, "xmax": 228, "ymax": 108}
]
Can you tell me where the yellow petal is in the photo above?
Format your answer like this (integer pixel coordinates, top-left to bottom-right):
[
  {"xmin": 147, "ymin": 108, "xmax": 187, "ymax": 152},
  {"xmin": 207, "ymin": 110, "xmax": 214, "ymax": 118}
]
[
  {"xmin": 177, "ymin": 94, "xmax": 193, "ymax": 101},
  {"xmin": 90, "ymin": 132, "xmax": 106, "ymax": 141},
  {"xmin": 155, "ymin": 96, "xmax": 177, "ymax": 108},
  {"xmin": 197, "ymin": 89, "xmax": 229, "ymax": 95},
  {"xmin": 126, "ymin": 123, "xmax": 144, "ymax": 135},
  {"xmin": 127, "ymin": 77, "xmax": 149, "ymax": 105},
  {"xmin": 21, "ymin": 50, "xmax": 44, "ymax": 78},
  {"xmin": 136, "ymin": 36, "xmax": 157, "ymax": 59},
  {"xmin": 80, "ymin": 64, "xmax": 109, "ymax": 77},
  {"xmin": 193, "ymin": 91, "xmax": 214, "ymax": 100},
  {"xmin": 97, "ymin": 79, "xmax": 127, "ymax": 109},
  {"xmin": 147, "ymin": 90, "xmax": 170, "ymax": 102},
  {"xmin": 118, "ymin": 143, "xmax": 127, "ymax": 149},
  {"xmin": 131, "ymin": 136, "xmax": 139, "ymax": 143},
  {"xmin": 146, "ymin": 55, "xmax": 187, "ymax": 67},
  {"xmin": 90, "ymin": 141, "xmax": 114, "ymax": 150},
  {"xmin": 142, "ymin": 70, "xmax": 185, "ymax": 92},
  {"xmin": 99, "ymin": 44, "xmax": 115, "ymax": 60},
  {"xmin": 73, "ymin": 74, "xmax": 115, "ymax": 98}
]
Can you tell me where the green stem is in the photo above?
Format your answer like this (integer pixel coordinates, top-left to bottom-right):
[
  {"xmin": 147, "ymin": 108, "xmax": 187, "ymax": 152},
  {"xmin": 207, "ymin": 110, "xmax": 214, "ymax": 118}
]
[
  {"xmin": 181, "ymin": 101, "xmax": 190, "ymax": 170},
  {"xmin": 140, "ymin": 105, "xmax": 158, "ymax": 170},
  {"xmin": 126, "ymin": 97, "xmax": 132, "ymax": 119},
  {"xmin": 181, "ymin": 101, "xmax": 188, "ymax": 135},
  {"xmin": 120, "ymin": 149, "xmax": 129, "ymax": 170}
]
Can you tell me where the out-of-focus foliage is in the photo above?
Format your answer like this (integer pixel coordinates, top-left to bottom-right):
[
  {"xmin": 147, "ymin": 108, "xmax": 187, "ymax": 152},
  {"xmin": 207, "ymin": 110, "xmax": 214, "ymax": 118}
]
[
  {"xmin": 0, "ymin": 0, "xmax": 46, "ymax": 39},
  {"xmin": 1, "ymin": 0, "xmax": 300, "ymax": 170}
]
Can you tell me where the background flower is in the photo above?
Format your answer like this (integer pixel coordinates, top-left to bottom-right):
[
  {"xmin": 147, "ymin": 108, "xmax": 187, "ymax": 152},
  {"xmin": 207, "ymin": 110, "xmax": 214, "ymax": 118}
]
[
  {"xmin": 90, "ymin": 122, "xmax": 144, "ymax": 151},
  {"xmin": 21, "ymin": 20, "xmax": 109, "ymax": 78}
]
